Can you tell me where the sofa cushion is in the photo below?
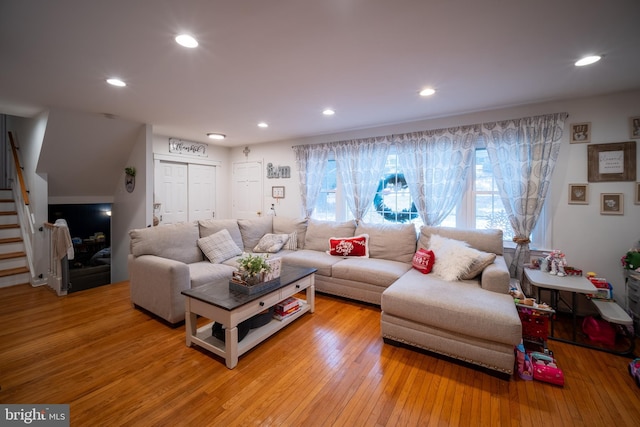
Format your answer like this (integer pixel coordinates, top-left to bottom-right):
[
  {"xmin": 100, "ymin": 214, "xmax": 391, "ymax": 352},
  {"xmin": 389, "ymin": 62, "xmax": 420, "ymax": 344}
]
[
  {"xmin": 253, "ymin": 233, "xmax": 290, "ymax": 253},
  {"xmin": 273, "ymin": 216, "xmax": 308, "ymax": 249},
  {"xmin": 198, "ymin": 219, "xmax": 244, "ymax": 251},
  {"xmin": 304, "ymin": 219, "xmax": 356, "ymax": 251},
  {"xmin": 382, "ymin": 269, "xmax": 521, "ymax": 346},
  {"xmin": 355, "ymin": 222, "xmax": 417, "ymax": 263},
  {"xmin": 198, "ymin": 229, "xmax": 243, "ymax": 263},
  {"xmin": 238, "ymin": 217, "xmax": 273, "ymax": 251},
  {"xmin": 188, "ymin": 262, "xmax": 237, "ymax": 287},
  {"xmin": 327, "ymin": 234, "xmax": 369, "ymax": 257},
  {"xmin": 281, "ymin": 249, "xmax": 343, "ymax": 276},
  {"xmin": 332, "ymin": 258, "xmax": 412, "ymax": 287},
  {"xmin": 419, "ymin": 226, "xmax": 504, "ymax": 255},
  {"xmin": 130, "ymin": 222, "xmax": 202, "ymax": 264}
]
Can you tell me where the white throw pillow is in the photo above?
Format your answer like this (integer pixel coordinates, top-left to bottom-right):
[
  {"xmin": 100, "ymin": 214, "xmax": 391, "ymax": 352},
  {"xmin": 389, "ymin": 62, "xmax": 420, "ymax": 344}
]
[
  {"xmin": 253, "ymin": 233, "xmax": 290, "ymax": 253},
  {"xmin": 198, "ymin": 229, "xmax": 243, "ymax": 264},
  {"xmin": 429, "ymin": 234, "xmax": 483, "ymax": 281},
  {"xmin": 285, "ymin": 231, "xmax": 298, "ymax": 250}
]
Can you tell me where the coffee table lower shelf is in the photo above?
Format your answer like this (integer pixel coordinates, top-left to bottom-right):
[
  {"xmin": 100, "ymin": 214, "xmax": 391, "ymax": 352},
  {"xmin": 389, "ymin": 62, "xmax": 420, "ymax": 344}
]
[{"xmin": 188, "ymin": 301, "xmax": 311, "ymax": 366}]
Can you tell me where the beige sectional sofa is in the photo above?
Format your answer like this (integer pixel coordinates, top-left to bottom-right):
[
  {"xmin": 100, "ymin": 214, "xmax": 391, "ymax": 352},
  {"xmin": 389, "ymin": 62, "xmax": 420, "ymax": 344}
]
[{"xmin": 128, "ymin": 217, "xmax": 521, "ymax": 377}]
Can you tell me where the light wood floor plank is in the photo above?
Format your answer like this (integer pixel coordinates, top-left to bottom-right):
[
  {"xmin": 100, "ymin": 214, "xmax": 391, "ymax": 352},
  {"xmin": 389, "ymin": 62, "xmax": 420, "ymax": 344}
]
[{"xmin": 1, "ymin": 282, "xmax": 640, "ymax": 426}]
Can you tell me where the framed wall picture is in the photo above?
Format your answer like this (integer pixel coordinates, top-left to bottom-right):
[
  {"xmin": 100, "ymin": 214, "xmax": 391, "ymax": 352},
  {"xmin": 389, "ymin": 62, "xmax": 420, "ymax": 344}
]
[
  {"xmin": 568, "ymin": 184, "xmax": 588, "ymax": 204},
  {"xmin": 587, "ymin": 141, "xmax": 636, "ymax": 182},
  {"xmin": 635, "ymin": 182, "xmax": 640, "ymax": 205},
  {"xmin": 600, "ymin": 193, "xmax": 624, "ymax": 215},
  {"xmin": 630, "ymin": 116, "xmax": 640, "ymax": 140},
  {"xmin": 570, "ymin": 122, "xmax": 591, "ymax": 143}
]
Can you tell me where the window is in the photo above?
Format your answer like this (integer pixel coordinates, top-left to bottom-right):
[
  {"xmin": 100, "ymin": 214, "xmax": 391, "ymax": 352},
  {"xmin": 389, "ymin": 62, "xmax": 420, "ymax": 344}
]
[
  {"xmin": 311, "ymin": 146, "xmax": 548, "ymax": 248},
  {"xmin": 313, "ymin": 159, "xmax": 337, "ymax": 221}
]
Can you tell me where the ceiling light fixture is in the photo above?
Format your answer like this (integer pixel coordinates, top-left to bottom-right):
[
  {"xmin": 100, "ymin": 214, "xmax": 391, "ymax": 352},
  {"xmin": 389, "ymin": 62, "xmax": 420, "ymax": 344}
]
[
  {"xmin": 207, "ymin": 133, "xmax": 226, "ymax": 140},
  {"xmin": 575, "ymin": 55, "xmax": 601, "ymax": 67},
  {"xmin": 258, "ymin": 122, "xmax": 269, "ymax": 128},
  {"xmin": 419, "ymin": 88, "xmax": 436, "ymax": 97},
  {"xmin": 175, "ymin": 34, "xmax": 199, "ymax": 48},
  {"xmin": 323, "ymin": 108, "xmax": 335, "ymax": 116},
  {"xmin": 106, "ymin": 78, "xmax": 126, "ymax": 87}
]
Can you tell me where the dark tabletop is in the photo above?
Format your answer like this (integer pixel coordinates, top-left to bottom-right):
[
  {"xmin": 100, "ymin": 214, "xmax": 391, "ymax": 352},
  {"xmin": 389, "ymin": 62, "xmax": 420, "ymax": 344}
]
[{"xmin": 182, "ymin": 265, "xmax": 316, "ymax": 311}]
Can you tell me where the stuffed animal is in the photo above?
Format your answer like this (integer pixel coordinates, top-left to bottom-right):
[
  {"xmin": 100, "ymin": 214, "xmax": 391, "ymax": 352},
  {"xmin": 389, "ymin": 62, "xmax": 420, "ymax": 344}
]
[{"xmin": 546, "ymin": 250, "xmax": 567, "ymax": 276}]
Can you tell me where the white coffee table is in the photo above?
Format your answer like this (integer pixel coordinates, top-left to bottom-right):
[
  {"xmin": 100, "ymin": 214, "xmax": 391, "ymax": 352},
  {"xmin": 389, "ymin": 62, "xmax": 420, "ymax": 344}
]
[{"xmin": 182, "ymin": 266, "xmax": 316, "ymax": 368}]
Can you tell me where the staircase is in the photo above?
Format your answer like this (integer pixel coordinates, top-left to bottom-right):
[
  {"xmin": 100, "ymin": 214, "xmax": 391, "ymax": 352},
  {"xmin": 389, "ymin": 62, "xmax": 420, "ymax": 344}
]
[{"xmin": 0, "ymin": 189, "xmax": 30, "ymax": 288}]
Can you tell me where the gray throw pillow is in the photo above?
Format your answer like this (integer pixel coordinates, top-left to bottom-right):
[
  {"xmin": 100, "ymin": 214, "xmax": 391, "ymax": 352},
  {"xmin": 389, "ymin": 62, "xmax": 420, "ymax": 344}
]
[{"xmin": 198, "ymin": 229, "xmax": 243, "ymax": 264}]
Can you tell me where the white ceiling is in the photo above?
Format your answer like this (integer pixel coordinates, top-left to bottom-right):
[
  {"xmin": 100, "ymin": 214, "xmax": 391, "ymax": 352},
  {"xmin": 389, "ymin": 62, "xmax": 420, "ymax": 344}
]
[{"xmin": 1, "ymin": 0, "xmax": 639, "ymax": 148}]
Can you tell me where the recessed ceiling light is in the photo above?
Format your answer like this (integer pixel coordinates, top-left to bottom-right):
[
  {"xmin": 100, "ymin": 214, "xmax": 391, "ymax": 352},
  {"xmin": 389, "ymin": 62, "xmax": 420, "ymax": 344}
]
[
  {"xmin": 258, "ymin": 122, "xmax": 269, "ymax": 128},
  {"xmin": 175, "ymin": 34, "xmax": 198, "ymax": 48},
  {"xmin": 419, "ymin": 88, "xmax": 436, "ymax": 97},
  {"xmin": 323, "ymin": 108, "xmax": 335, "ymax": 116},
  {"xmin": 575, "ymin": 55, "xmax": 601, "ymax": 67},
  {"xmin": 207, "ymin": 133, "xmax": 226, "ymax": 140},
  {"xmin": 106, "ymin": 78, "xmax": 126, "ymax": 87}
]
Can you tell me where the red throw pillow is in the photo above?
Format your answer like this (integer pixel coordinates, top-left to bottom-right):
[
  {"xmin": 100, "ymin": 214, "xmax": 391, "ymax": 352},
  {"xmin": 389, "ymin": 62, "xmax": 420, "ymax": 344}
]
[
  {"xmin": 327, "ymin": 234, "xmax": 369, "ymax": 257},
  {"xmin": 412, "ymin": 248, "xmax": 435, "ymax": 274}
]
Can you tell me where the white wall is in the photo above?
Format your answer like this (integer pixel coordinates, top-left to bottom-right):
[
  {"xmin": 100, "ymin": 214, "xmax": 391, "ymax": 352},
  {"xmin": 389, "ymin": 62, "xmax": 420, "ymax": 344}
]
[
  {"xmin": 111, "ymin": 125, "xmax": 152, "ymax": 283},
  {"xmin": 230, "ymin": 89, "xmax": 640, "ymax": 302}
]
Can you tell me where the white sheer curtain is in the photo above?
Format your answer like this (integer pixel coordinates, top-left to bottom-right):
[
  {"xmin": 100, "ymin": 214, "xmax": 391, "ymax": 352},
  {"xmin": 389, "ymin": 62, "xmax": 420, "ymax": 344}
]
[
  {"xmin": 482, "ymin": 112, "xmax": 568, "ymax": 288},
  {"xmin": 292, "ymin": 143, "xmax": 332, "ymax": 218},
  {"xmin": 395, "ymin": 126, "xmax": 477, "ymax": 226},
  {"xmin": 334, "ymin": 137, "xmax": 391, "ymax": 222}
]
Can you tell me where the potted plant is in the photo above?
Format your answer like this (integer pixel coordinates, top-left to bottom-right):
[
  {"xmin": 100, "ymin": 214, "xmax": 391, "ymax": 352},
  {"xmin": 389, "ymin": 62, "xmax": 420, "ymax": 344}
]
[{"xmin": 236, "ymin": 253, "xmax": 272, "ymax": 285}]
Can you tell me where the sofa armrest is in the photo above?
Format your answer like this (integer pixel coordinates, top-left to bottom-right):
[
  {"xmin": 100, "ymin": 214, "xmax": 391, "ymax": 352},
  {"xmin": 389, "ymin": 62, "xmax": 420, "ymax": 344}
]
[
  {"xmin": 480, "ymin": 255, "xmax": 510, "ymax": 294},
  {"xmin": 128, "ymin": 254, "xmax": 191, "ymax": 324}
]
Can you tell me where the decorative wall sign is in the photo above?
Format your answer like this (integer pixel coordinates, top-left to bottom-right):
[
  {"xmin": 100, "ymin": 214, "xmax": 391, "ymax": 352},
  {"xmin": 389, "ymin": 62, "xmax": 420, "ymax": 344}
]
[
  {"xmin": 570, "ymin": 122, "xmax": 591, "ymax": 143},
  {"xmin": 600, "ymin": 193, "xmax": 623, "ymax": 215},
  {"xmin": 266, "ymin": 162, "xmax": 291, "ymax": 178},
  {"xmin": 568, "ymin": 184, "xmax": 588, "ymax": 204},
  {"xmin": 168, "ymin": 138, "xmax": 208, "ymax": 157},
  {"xmin": 587, "ymin": 141, "xmax": 636, "ymax": 182}
]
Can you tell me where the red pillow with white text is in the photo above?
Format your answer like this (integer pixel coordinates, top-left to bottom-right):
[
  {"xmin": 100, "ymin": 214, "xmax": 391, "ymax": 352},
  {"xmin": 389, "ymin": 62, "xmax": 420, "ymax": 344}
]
[
  {"xmin": 327, "ymin": 234, "xmax": 369, "ymax": 257},
  {"xmin": 412, "ymin": 248, "xmax": 435, "ymax": 274}
]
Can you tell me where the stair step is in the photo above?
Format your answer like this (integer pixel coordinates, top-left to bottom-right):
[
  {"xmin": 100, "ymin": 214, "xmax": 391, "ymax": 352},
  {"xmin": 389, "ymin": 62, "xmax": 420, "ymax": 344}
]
[
  {"xmin": 0, "ymin": 251, "xmax": 26, "ymax": 260},
  {"xmin": 0, "ymin": 237, "xmax": 23, "ymax": 244},
  {"xmin": 0, "ymin": 211, "xmax": 18, "ymax": 216},
  {"xmin": 0, "ymin": 266, "xmax": 29, "ymax": 278},
  {"xmin": 0, "ymin": 199, "xmax": 14, "ymax": 203},
  {"xmin": 0, "ymin": 224, "xmax": 20, "ymax": 229}
]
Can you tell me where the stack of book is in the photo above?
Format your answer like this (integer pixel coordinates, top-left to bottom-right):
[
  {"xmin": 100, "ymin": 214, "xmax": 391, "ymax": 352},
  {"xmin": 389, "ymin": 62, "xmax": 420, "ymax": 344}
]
[{"xmin": 274, "ymin": 297, "xmax": 301, "ymax": 320}]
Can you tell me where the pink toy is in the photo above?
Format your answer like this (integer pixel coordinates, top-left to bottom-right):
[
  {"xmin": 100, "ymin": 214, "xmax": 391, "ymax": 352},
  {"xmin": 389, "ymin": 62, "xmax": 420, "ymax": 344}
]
[
  {"xmin": 545, "ymin": 250, "xmax": 567, "ymax": 277},
  {"xmin": 530, "ymin": 351, "xmax": 564, "ymax": 386}
]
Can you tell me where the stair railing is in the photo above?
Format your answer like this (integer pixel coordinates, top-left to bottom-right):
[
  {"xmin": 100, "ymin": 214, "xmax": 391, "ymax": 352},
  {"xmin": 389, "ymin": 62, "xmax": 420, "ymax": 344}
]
[{"xmin": 7, "ymin": 131, "xmax": 37, "ymax": 284}]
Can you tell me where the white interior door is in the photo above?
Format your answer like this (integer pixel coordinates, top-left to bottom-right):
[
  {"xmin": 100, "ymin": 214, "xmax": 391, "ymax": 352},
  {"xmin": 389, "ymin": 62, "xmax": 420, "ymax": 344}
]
[
  {"xmin": 158, "ymin": 161, "xmax": 188, "ymax": 224},
  {"xmin": 233, "ymin": 161, "xmax": 263, "ymax": 218},
  {"xmin": 188, "ymin": 164, "xmax": 216, "ymax": 221}
]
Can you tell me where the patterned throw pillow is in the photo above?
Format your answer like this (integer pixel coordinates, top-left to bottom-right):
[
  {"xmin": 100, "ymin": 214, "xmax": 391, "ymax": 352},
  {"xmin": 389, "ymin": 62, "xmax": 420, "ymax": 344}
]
[
  {"xmin": 285, "ymin": 231, "xmax": 298, "ymax": 250},
  {"xmin": 327, "ymin": 234, "xmax": 369, "ymax": 257},
  {"xmin": 412, "ymin": 248, "xmax": 435, "ymax": 274},
  {"xmin": 198, "ymin": 229, "xmax": 243, "ymax": 264},
  {"xmin": 253, "ymin": 233, "xmax": 290, "ymax": 253}
]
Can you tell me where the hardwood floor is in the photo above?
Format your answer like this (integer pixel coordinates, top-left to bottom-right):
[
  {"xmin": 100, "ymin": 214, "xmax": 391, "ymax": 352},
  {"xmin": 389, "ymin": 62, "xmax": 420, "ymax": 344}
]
[{"xmin": 1, "ymin": 282, "xmax": 639, "ymax": 426}]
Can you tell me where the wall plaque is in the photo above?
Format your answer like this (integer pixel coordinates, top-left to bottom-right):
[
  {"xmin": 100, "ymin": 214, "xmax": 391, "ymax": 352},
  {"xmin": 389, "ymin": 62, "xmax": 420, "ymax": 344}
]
[{"xmin": 169, "ymin": 138, "xmax": 208, "ymax": 157}]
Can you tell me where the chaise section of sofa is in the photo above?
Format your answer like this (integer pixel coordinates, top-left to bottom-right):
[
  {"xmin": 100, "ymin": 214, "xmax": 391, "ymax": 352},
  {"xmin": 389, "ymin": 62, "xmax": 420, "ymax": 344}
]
[{"xmin": 380, "ymin": 226, "xmax": 522, "ymax": 377}]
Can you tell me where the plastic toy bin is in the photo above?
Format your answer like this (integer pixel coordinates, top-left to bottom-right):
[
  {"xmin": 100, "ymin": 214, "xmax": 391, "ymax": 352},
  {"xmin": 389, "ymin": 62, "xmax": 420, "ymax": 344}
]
[{"xmin": 518, "ymin": 306, "xmax": 551, "ymax": 341}]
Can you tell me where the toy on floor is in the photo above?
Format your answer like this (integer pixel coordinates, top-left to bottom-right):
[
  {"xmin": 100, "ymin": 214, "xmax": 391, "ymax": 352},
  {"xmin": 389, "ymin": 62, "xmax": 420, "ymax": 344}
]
[
  {"xmin": 629, "ymin": 358, "xmax": 640, "ymax": 387},
  {"xmin": 530, "ymin": 351, "xmax": 564, "ymax": 386},
  {"xmin": 515, "ymin": 342, "xmax": 533, "ymax": 381},
  {"xmin": 546, "ymin": 250, "xmax": 567, "ymax": 276}
]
